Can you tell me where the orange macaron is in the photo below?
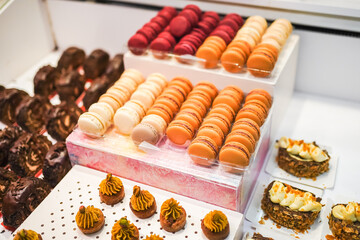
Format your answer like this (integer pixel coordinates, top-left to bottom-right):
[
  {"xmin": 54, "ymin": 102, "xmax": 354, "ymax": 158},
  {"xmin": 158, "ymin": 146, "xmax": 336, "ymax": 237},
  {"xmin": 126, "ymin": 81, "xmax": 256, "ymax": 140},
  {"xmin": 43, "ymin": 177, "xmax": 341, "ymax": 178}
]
[
  {"xmin": 146, "ymin": 103, "xmax": 174, "ymax": 124},
  {"xmin": 232, "ymin": 118, "xmax": 260, "ymax": 141},
  {"xmin": 188, "ymin": 136, "xmax": 218, "ymax": 166},
  {"xmin": 202, "ymin": 113, "xmax": 231, "ymax": 135},
  {"xmin": 187, "ymin": 90, "xmax": 213, "ymax": 109},
  {"xmin": 225, "ymin": 129, "xmax": 256, "ymax": 153},
  {"xmin": 154, "ymin": 94, "xmax": 182, "ymax": 113},
  {"xmin": 196, "ymin": 123, "xmax": 224, "ymax": 148},
  {"xmin": 235, "ymin": 105, "xmax": 266, "ymax": 126},
  {"xmin": 180, "ymin": 99, "xmax": 208, "ymax": 117},
  {"xmin": 168, "ymin": 77, "xmax": 193, "ymax": 95},
  {"xmin": 243, "ymin": 99, "xmax": 269, "ymax": 115},
  {"xmin": 166, "ymin": 119, "xmax": 195, "ymax": 146},
  {"xmin": 194, "ymin": 81, "xmax": 218, "ymax": 100},
  {"xmin": 219, "ymin": 141, "xmax": 251, "ymax": 172},
  {"xmin": 212, "ymin": 91, "xmax": 242, "ymax": 112},
  {"xmin": 209, "ymin": 103, "xmax": 236, "ymax": 122},
  {"xmin": 174, "ymin": 109, "xmax": 202, "ymax": 130},
  {"xmin": 246, "ymin": 89, "xmax": 272, "ymax": 108},
  {"xmin": 164, "ymin": 85, "xmax": 187, "ymax": 103}
]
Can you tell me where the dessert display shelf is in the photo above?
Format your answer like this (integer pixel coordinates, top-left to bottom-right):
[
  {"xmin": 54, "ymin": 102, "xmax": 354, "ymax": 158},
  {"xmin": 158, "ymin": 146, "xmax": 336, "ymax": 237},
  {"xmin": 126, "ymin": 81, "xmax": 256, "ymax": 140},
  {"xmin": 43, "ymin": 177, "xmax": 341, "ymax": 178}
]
[
  {"xmin": 14, "ymin": 165, "xmax": 244, "ymax": 240},
  {"xmin": 67, "ymin": 99, "xmax": 272, "ymax": 213}
]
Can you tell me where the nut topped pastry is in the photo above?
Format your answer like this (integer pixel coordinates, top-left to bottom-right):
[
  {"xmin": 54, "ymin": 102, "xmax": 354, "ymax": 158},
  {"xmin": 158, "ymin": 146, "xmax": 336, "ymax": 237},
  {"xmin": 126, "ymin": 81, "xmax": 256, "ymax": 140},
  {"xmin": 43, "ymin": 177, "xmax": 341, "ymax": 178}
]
[
  {"xmin": 276, "ymin": 137, "xmax": 330, "ymax": 178},
  {"xmin": 99, "ymin": 173, "xmax": 125, "ymax": 205},
  {"xmin": 201, "ymin": 210, "xmax": 230, "ymax": 240},
  {"xmin": 130, "ymin": 185, "xmax": 157, "ymax": 219},
  {"xmin": 13, "ymin": 229, "xmax": 42, "ymax": 240},
  {"xmin": 261, "ymin": 181, "xmax": 322, "ymax": 230},
  {"xmin": 111, "ymin": 217, "xmax": 139, "ymax": 240},
  {"xmin": 329, "ymin": 202, "xmax": 360, "ymax": 240},
  {"xmin": 76, "ymin": 205, "xmax": 105, "ymax": 234},
  {"xmin": 160, "ymin": 198, "xmax": 187, "ymax": 233}
]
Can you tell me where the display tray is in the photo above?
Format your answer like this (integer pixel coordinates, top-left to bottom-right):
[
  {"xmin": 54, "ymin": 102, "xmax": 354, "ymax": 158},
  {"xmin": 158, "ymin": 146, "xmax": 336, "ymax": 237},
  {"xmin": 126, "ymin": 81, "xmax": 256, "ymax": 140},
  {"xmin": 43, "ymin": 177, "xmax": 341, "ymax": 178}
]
[
  {"xmin": 245, "ymin": 178, "xmax": 328, "ymax": 240},
  {"xmin": 265, "ymin": 144, "xmax": 338, "ymax": 189},
  {"xmin": 67, "ymin": 103, "xmax": 272, "ymax": 212},
  {"xmin": 14, "ymin": 165, "xmax": 243, "ymax": 240}
]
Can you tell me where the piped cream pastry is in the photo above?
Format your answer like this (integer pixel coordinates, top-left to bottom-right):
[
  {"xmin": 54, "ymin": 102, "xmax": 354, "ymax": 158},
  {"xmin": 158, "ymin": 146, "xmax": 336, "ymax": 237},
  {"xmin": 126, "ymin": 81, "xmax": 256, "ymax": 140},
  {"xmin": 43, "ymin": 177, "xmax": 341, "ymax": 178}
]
[
  {"xmin": 129, "ymin": 185, "xmax": 157, "ymax": 219},
  {"xmin": 276, "ymin": 137, "xmax": 329, "ymax": 162},
  {"xmin": 75, "ymin": 205, "xmax": 105, "ymax": 234},
  {"xmin": 160, "ymin": 198, "xmax": 187, "ymax": 233},
  {"xmin": 329, "ymin": 202, "xmax": 360, "ymax": 239},
  {"xmin": 275, "ymin": 137, "xmax": 330, "ymax": 178},
  {"xmin": 13, "ymin": 229, "xmax": 42, "ymax": 240},
  {"xmin": 201, "ymin": 210, "xmax": 230, "ymax": 240},
  {"xmin": 111, "ymin": 217, "xmax": 139, "ymax": 240},
  {"xmin": 261, "ymin": 181, "xmax": 322, "ymax": 230},
  {"xmin": 269, "ymin": 181, "xmax": 322, "ymax": 212},
  {"xmin": 99, "ymin": 173, "xmax": 125, "ymax": 205}
]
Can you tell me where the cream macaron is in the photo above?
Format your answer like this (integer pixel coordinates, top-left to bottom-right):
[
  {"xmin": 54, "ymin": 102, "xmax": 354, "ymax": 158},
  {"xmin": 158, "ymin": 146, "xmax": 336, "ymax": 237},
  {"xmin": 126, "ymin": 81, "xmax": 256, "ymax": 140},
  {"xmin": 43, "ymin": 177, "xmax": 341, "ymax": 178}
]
[
  {"xmin": 88, "ymin": 102, "xmax": 115, "ymax": 122},
  {"xmin": 130, "ymin": 88, "xmax": 156, "ymax": 110},
  {"xmin": 114, "ymin": 106, "xmax": 142, "ymax": 135},
  {"xmin": 121, "ymin": 68, "xmax": 145, "ymax": 85},
  {"xmin": 146, "ymin": 73, "xmax": 168, "ymax": 89},
  {"xmin": 78, "ymin": 112, "xmax": 109, "ymax": 136}
]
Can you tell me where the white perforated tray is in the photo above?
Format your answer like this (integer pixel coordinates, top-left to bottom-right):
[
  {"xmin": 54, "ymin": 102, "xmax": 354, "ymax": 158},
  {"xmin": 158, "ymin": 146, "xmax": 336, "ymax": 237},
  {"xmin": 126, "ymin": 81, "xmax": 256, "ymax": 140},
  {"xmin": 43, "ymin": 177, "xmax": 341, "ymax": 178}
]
[{"xmin": 13, "ymin": 165, "xmax": 243, "ymax": 239}]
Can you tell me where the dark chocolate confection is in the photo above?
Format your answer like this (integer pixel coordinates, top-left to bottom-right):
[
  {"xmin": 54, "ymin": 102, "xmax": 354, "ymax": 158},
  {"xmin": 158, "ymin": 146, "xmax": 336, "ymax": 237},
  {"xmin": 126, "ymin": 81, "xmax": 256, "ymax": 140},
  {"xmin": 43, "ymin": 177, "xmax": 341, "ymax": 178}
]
[
  {"xmin": 57, "ymin": 46, "xmax": 85, "ymax": 71},
  {"xmin": 0, "ymin": 85, "xmax": 4, "ymax": 92},
  {"xmin": 43, "ymin": 142, "xmax": 72, "ymax": 188},
  {"xmin": 55, "ymin": 69, "xmax": 85, "ymax": 101},
  {"xmin": 83, "ymin": 49, "xmax": 110, "ymax": 79},
  {"xmin": 9, "ymin": 133, "xmax": 52, "ymax": 177},
  {"xmin": 104, "ymin": 54, "xmax": 124, "ymax": 83},
  {"xmin": 82, "ymin": 75, "xmax": 112, "ymax": 110},
  {"xmin": 0, "ymin": 88, "xmax": 29, "ymax": 126},
  {"xmin": 0, "ymin": 168, "xmax": 17, "ymax": 210},
  {"xmin": 46, "ymin": 101, "xmax": 83, "ymax": 141},
  {"xmin": 2, "ymin": 177, "xmax": 51, "ymax": 228},
  {"xmin": 251, "ymin": 233, "xmax": 274, "ymax": 240},
  {"xmin": 33, "ymin": 65, "xmax": 60, "ymax": 97},
  {"xmin": 0, "ymin": 126, "xmax": 23, "ymax": 166},
  {"xmin": 16, "ymin": 95, "xmax": 52, "ymax": 133}
]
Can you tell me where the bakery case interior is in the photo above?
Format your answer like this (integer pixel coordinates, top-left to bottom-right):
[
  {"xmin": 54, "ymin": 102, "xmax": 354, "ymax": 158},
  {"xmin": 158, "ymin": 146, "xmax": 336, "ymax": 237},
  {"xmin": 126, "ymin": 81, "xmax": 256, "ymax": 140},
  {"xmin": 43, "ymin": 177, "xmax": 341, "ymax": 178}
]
[{"xmin": 0, "ymin": 0, "xmax": 359, "ymax": 239}]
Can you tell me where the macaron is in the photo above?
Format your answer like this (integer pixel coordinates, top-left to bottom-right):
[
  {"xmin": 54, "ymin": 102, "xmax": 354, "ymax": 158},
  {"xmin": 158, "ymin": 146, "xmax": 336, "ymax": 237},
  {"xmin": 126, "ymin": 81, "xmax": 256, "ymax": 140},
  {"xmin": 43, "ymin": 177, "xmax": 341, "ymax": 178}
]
[
  {"xmin": 114, "ymin": 106, "xmax": 141, "ymax": 135},
  {"xmin": 128, "ymin": 34, "xmax": 148, "ymax": 55},
  {"xmin": 235, "ymin": 105, "xmax": 265, "ymax": 126},
  {"xmin": 146, "ymin": 103, "xmax": 174, "ymax": 124},
  {"xmin": 78, "ymin": 112, "xmax": 108, "ymax": 136},
  {"xmin": 225, "ymin": 129, "xmax": 256, "ymax": 153},
  {"xmin": 114, "ymin": 80, "xmax": 137, "ymax": 93},
  {"xmin": 131, "ymin": 122, "xmax": 161, "ymax": 146},
  {"xmin": 106, "ymin": 85, "xmax": 131, "ymax": 100},
  {"xmin": 202, "ymin": 113, "xmax": 231, "ymax": 135},
  {"xmin": 212, "ymin": 92, "xmax": 241, "ymax": 112},
  {"xmin": 146, "ymin": 73, "xmax": 168, "ymax": 88},
  {"xmin": 174, "ymin": 109, "xmax": 202, "ymax": 130},
  {"xmin": 130, "ymin": 88, "xmax": 156, "ymax": 109},
  {"xmin": 209, "ymin": 103, "xmax": 236, "ymax": 122},
  {"xmin": 169, "ymin": 15, "xmax": 192, "ymax": 38},
  {"xmin": 88, "ymin": 102, "xmax": 115, "ymax": 122},
  {"xmin": 194, "ymin": 81, "xmax": 218, "ymax": 100},
  {"xmin": 243, "ymin": 99, "xmax": 269, "ymax": 114},
  {"xmin": 219, "ymin": 141, "xmax": 251, "ymax": 170},
  {"xmin": 180, "ymin": 99, "xmax": 208, "ymax": 117},
  {"xmin": 154, "ymin": 94, "xmax": 181, "ymax": 113},
  {"xmin": 99, "ymin": 93, "xmax": 123, "ymax": 112},
  {"xmin": 166, "ymin": 119, "xmax": 195, "ymax": 146},
  {"xmin": 169, "ymin": 77, "xmax": 193, "ymax": 94},
  {"xmin": 123, "ymin": 100, "xmax": 147, "ymax": 118},
  {"xmin": 196, "ymin": 44, "xmax": 221, "ymax": 69},
  {"xmin": 163, "ymin": 86, "xmax": 187, "ymax": 102},
  {"xmin": 137, "ymin": 81, "xmax": 163, "ymax": 97},
  {"xmin": 246, "ymin": 89, "xmax": 272, "ymax": 108},
  {"xmin": 232, "ymin": 118, "xmax": 260, "ymax": 141},
  {"xmin": 188, "ymin": 136, "xmax": 218, "ymax": 166},
  {"xmin": 187, "ymin": 90, "xmax": 212, "ymax": 109},
  {"xmin": 220, "ymin": 48, "xmax": 246, "ymax": 73},
  {"xmin": 121, "ymin": 69, "xmax": 145, "ymax": 85},
  {"xmin": 197, "ymin": 123, "xmax": 224, "ymax": 147},
  {"xmin": 223, "ymin": 85, "xmax": 244, "ymax": 101},
  {"xmin": 142, "ymin": 114, "xmax": 167, "ymax": 134}
]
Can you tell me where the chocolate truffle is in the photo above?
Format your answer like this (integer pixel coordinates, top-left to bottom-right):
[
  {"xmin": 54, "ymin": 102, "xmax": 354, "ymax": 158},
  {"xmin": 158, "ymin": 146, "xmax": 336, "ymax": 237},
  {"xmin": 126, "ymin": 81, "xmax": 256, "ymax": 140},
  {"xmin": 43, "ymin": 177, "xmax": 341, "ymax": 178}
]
[
  {"xmin": 46, "ymin": 101, "xmax": 83, "ymax": 141},
  {"xmin": 0, "ymin": 88, "xmax": 29, "ymax": 126},
  {"xmin": 2, "ymin": 177, "xmax": 51, "ymax": 228},
  {"xmin": 16, "ymin": 95, "xmax": 52, "ymax": 133},
  {"xmin": 82, "ymin": 75, "xmax": 112, "ymax": 110},
  {"xmin": 83, "ymin": 49, "xmax": 110, "ymax": 79},
  {"xmin": 104, "ymin": 54, "xmax": 124, "ymax": 83},
  {"xmin": 43, "ymin": 142, "xmax": 72, "ymax": 188},
  {"xmin": 0, "ymin": 168, "xmax": 17, "ymax": 210},
  {"xmin": 33, "ymin": 65, "xmax": 60, "ymax": 97},
  {"xmin": 55, "ymin": 69, "xmax": 85, "ymax": 101},
  {"xmin": 0, "ymin": 126, "xmax": 23, "ymax": 166},
  {"xmin": 57, "ymin": 46, "xmax": 86, "ymax": 71},
  {"xmin": 9, "ymin": 133, "xmax": 52, "ymax": 177}
]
